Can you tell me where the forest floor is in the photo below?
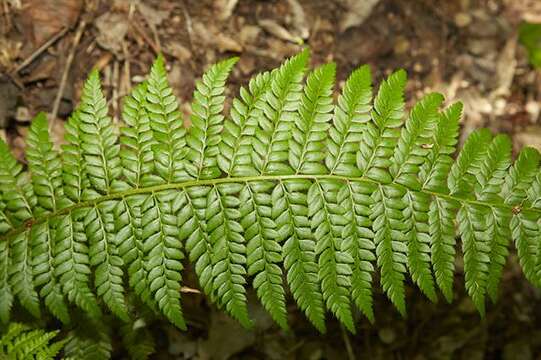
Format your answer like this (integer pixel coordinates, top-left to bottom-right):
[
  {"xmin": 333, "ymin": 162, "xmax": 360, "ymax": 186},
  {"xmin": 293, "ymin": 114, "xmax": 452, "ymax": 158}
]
[{"xmin": 1, "ymin": 0, "xmax": 541, "ymax": 359}]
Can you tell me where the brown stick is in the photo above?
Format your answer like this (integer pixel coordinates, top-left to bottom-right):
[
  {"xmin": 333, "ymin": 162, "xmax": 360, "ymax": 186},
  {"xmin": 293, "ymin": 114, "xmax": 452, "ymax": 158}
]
[
  {"xmin": 50, "ymin": 20, "xmax": 86, "ymax": 130},
  {"xmin": 130, "ymin": 21, "xmax": 160, "ymax": 55},
  {"xmin": 14, "ymin": 27, "xmax": 69, "ymax": 74}
]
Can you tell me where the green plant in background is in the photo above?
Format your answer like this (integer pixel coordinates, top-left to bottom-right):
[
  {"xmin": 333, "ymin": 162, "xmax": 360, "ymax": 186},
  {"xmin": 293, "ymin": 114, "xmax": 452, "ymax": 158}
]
[
  {"xmin": 1, "ymin": 49, "xmax": 541, "ymax": 358},
  {"xmin": 0, "ymin": 323, "xmax": 65, "ymax": 359},
  {"xmin": 519, "ymin": 21, "xmax": 541, "ymax": 68}
]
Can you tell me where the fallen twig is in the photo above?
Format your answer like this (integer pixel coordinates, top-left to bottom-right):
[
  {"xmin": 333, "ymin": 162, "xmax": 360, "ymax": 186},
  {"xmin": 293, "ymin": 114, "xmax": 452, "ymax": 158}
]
[
  {"xmin": 50, "ymin": 20, "xmax": 86, "ymax": 130},
  {"xmin": 14, "ymin": 27, "xmax": 69, "ymax": 74},
  {"xmin": 341, "ymin": 325, "xmax": 356, "ymax": 360},
  {"xmin": 130, "ymin": 21, "xmax": 160, "ymax": 55}
]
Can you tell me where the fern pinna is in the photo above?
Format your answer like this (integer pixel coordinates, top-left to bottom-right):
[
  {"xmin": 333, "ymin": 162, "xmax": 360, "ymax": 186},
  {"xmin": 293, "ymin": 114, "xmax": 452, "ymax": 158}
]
[{"xmin": 1, "ymin": 49, "xmax": 541, "ymax": 340}]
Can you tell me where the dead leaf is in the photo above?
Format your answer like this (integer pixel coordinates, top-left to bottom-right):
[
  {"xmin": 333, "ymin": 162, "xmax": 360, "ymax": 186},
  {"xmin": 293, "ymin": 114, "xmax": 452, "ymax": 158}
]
[
  {"xmin": 492, "ymin": 35, "xmax": 517, "ymax": 97},
  {"xmin": 339, "ymin": 0, "xmax": 380, "ymax": 32},
  {"xmin": 0, "ymin": 77, "xmax": 18, "ymax": 128},
  {"xmin": 515, "ymin": 127, "xmax": 541, "ymax": 152},
  {"xmin": 95, "ymin": 12, "xmax": 129, "ymax": 56},
  {"xmin": 214, "ymin": 0, "xmax": 238, "ymax": 21},
  {"xmin": 137, "ymin": 2, "xmax": 168, "ymax": 27},
  {"xmin": 258, "ymin": 19, "xmax": 302, "ymax": 44},
  {"xmin": 200, "ymin": 311, "xmax": 255, "ymax": 360},
  {"xmin": 23, "ymin": 0, "xmax": 82, "ymax": 46},
  {"xmin": 166, "ymin": 42, "xmax": 191, "ymax": 63},
  {"xmin": 239, "ymin": 25, "xmax": 261, "ymax": 45},
  {"xmin": 215, "ymin": 33, "xmax": 243, "ymax": 53},
  {"xmin": 0, "ymin": 37, "xmax": 22, "ymax": 69},
  {"xmin": 287, "ymin": 0, "xmax": 309, "ymax": 40}
]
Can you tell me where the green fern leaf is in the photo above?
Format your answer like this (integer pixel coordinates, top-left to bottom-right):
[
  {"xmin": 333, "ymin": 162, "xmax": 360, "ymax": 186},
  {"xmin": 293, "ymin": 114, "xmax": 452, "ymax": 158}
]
[
  {"xmin": 274, "ymin": 180, "xmax": 326, "ymax": 332},
  {"xmin": 186, "ymin": 57, "xmax": 238, "ymax": 179},
  {"xmin": 450, "ymin": 129, "xmax": 493, "ymax": 314},
  {"xmin": 57, "ymin": 111, "xmax": 101, "ymax": 317},
  {"xmin": 502, "ymin": 148, "xmax": 541, "ymax": 287},
  {"xmin": 338, "ymin": 181, "xmax": 376, "ymax": 322},
  {"xmin": 184, "ymin": 186, "xmax": 214, "ymax": 297},
  {"xmin": 326, "ymin": 65, "xmax": 372, "ymax": 176},
  {"xmin": 86, "ymin": 202, "xmax": 129, "ymax": 321},
  {"xmin": 55, "ymin": 210, "xmax": 101, "ymax": 318},
  {"xmin": 219, "ymin": 72, "xmax": 272, "ymax": 176},
  {"xmin": 79, "ymin": 69, "xmax": 120, "ymax": 198},
  {"xmin": 242, "ymin": 181, "xmax": 286, "ymax": 329},
  {"xmin": 309, "ymin": 180, "xmax": 355, "ymax": 332},
  {"xmin": 11, "ymin": 230, "xmax": 41, "ymax": 318},
  {"xmin": 393, "ymin": 93, "xmax": 443, "ymax": 302},
  {"xmin": 77, "ymin": 71, "xmax": 128, "ymax": 321},
  {"xmin": 26, "ymin": 114, "xmax": 70, "ymax": 323},
  {"xmin": 143, "ymin": 191, "xmax": 186, "ymax": 330},
  {"xmin": 253, "ymin": 49, "xmax": 309, "ymax": 175},
  {"xmin": 422, "ymin": 103, "xmax": 461, "ymax": 302},
  {"xmin": 360, "ymin": 70, "xmax": 408, "ymax": 314},
  {"xmin": 145, "ymin": 55, "xmax": 187, "ymax": 184},
  {"xmin": 3, "ymin": 50, "xmax": 541, "ymax": 342},
  {"xmin": 0, "ymin": 239, "xmax": 12, "ymax": 323},
  {"xmin": 117, "ymin": 82, "xmax": 159, "ymax": 310},
  {"xmin": 208, "ymin": 183, "xmax": 251, "ymax": 328},
  {"xmin": 290, "ymin": 63, "xmax": 335, "ymax": 174},
  {"xmin": 473, "ymin": 135, "xmax": 512, "ymax": 302}
]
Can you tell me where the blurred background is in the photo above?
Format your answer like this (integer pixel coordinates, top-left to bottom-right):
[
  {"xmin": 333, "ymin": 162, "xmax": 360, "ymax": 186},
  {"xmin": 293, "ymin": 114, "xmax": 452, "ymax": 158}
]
[{"xmin": 1, "ymin": 0, "xmax": 541, "ymax": 358}]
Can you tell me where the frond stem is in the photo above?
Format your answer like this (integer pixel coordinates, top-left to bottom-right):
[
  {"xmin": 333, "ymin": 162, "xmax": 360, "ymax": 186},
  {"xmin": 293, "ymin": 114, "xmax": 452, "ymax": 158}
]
[{"xmin": 2, "ymin": 174, "xmax": 538, "ymax": 242}]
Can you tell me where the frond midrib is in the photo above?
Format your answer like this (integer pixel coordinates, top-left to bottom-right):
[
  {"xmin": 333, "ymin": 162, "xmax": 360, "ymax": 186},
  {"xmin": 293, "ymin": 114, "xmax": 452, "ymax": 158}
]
[{"xmin": 2, "ymin": 174, "xmax": 532, "ymax": 242}]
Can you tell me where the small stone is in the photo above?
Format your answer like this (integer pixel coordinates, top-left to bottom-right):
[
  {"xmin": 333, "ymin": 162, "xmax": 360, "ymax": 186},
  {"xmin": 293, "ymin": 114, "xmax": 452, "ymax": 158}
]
[
  {"xmin": 378, "ymin": 327, "xmax": 396, "ymax": 344},
  {"xmin": 131, "ymin": 75, "xmax": 145, "ymax": 83},
  {"xmin": 526, "ymin": 101, "xmax": 540, "ymax": 122},
  {"xmin": 394, "ymin": 36, "xmax": 410, "ymax": 55},
  {"xmin": 239, "ymin": 25, "xmax": 261, "ymax": 45},
  {"xmin": 15, "ymin": 107, "xmax": 32, "ymax": 123},
  {"xmin": 454, "ymin": 12, "xmax": 472, "ymax": 27}
]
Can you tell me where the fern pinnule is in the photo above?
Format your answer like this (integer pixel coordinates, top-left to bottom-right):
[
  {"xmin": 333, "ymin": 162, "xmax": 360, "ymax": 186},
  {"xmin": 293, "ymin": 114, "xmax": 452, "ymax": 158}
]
[
  {"xmin": 326, "ymin": 65, "xmax": 373, "ymax": 177},
  {"xmin": 27, "ymin": 113, "xmax": 71, "ymax": 323},
  {"xmin": 186, "ymin": 57, "xmax": 238, "ymax": 180},
  {"xmin": 219, "ymin": 71, "xmax": 272, "ymax": 177},
  {"xmin": 1, "ymin": 136, "xmax": 41, "ymax": 319}
]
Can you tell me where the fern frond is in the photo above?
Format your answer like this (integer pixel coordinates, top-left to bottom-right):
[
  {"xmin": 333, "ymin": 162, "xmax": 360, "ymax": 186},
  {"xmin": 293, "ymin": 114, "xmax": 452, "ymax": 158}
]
[
  {"xmin": 2, "ymin": 50, "xmax": 541, "ymax": 341},
  {"xmin": 290, "ymin": 63, "xmax": 335, "ymax": 174},
  {"xmin": 0, "ymin": 240, "xmax": 12, "ymax": 323}
]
